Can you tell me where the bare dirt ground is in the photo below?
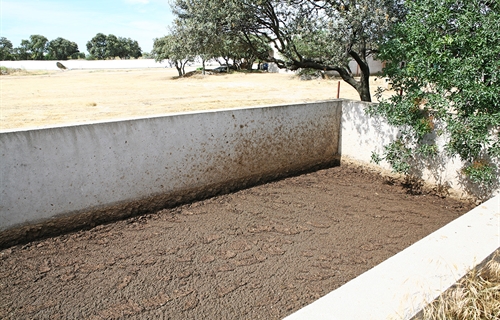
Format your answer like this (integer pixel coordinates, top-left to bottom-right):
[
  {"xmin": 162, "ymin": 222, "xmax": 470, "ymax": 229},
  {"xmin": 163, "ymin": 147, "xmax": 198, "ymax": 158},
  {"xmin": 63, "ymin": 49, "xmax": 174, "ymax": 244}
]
[
  {"xmin": 0, "ymin": 68, "xmax": 392, "ymax": 130},
  {"xmin": 0, "ymin": 68, "xmax": 470, "ymax": 319},
  {"xmin": 0, "ymin": 164, "xmax": 473, "ymax": 319}
]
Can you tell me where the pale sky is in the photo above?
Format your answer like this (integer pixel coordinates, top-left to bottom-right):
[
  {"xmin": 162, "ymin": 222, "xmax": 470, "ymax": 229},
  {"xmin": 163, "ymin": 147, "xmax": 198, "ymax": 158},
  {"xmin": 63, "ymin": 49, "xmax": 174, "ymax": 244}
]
[{"xmin": 0, "ymin": 0, "xmax": 175, "ymax": 54}]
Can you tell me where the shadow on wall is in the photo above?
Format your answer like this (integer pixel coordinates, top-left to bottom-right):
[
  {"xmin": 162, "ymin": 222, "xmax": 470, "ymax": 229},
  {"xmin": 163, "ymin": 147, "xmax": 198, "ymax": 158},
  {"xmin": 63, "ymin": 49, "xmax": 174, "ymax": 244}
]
[
  {"xmin": 341, "ymin": 100, "xmax": 500, "ymax": 200},
  {"xmin": 457, "ymin": 158, "xmax": 500, "ymax": 201},
  {"xmin": 340, "ymin": 100, "xmax": 399, "ymax": 161}
]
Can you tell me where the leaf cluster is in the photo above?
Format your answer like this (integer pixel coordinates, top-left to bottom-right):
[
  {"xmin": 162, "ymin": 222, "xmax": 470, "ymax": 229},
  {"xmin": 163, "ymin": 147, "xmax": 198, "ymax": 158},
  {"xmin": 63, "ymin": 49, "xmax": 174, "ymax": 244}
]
[
  {"xmin": 1, "ymin": 35, "xmax": 84, "ymax": 61},
  {"xmin": 370, "ymin": 0, "xmax": 500, "ymax": 191},
  {"xmin": 86, "ymin": 33, "xmax": 142, "ymax": 60}
]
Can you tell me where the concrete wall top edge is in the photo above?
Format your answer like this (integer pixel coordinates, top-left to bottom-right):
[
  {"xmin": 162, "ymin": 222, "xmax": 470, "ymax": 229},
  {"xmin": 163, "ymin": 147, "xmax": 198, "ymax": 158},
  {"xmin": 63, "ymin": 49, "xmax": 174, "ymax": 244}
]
[{"xmin": 0, "ymin": 100, "xmax": 343, "ymax": 134}]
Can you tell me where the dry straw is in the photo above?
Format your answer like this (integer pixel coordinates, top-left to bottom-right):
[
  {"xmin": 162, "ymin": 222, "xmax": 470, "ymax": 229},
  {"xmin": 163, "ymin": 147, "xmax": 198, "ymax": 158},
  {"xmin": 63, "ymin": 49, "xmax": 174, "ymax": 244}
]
[{"xmin": 421, "ymin": 253, "xmax": 500, "ymax": 320}]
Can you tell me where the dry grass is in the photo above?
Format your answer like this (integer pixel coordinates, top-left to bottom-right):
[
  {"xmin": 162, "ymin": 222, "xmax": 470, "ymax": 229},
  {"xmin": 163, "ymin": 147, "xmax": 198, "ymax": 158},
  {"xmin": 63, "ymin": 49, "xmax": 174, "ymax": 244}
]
[
  {"xmin": 0, "ymin": 66, "xmax": 52, "ymax": 76},
  {"xmin": 0, "ymin": 68, "xmax": 393, "ymax": 130},
  {"xmin": 421, "ymin": 252, "xmax": 500, "ymax": 320}
]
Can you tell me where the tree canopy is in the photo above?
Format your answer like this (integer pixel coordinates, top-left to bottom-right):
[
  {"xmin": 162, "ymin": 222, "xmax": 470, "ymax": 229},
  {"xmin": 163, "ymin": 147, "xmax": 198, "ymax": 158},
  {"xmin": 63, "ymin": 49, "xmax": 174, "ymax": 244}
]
[
  {"xmin": 14, "ymin": 34, "xmax": 50, "ymax": 60},
  {"xmin": 370, "ymin": 0, "xmax": 500, "ymax": 194},
  {"xmin": 87, "ymin": 33, "xmax": 142, "ymax": 60},
  {"xmin": 1, "ymin": 35, "xmax": 82, "ymax": 61},
  {"xmin": 152, "ymin": 25, "xmax": 195, "ymax": 77},
  {"xmin": 47, "ymin": 37, "xmax": 79, "ymax": 60},
  {"xmin": 171, "ymin": 0, "xmax": 405, "ymax": 101},
  {"xmin": 0, "ymin": 37, "xmax": 14, "ymax": 61}
]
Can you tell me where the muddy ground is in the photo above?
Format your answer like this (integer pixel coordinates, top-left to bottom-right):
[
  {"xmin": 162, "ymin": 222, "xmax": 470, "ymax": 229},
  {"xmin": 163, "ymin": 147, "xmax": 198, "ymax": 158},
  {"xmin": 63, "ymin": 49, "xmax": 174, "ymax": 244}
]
[{"xmin": 0, "ymin": 164, "xmax": 473, "ymax": 319}]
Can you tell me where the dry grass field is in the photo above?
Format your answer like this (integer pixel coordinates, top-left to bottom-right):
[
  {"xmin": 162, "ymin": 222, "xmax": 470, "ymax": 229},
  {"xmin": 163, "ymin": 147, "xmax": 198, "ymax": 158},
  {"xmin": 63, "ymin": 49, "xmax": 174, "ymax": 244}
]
[{"xmin": 0, "ymin": 68, "xmax": 392, "ymax": 130}]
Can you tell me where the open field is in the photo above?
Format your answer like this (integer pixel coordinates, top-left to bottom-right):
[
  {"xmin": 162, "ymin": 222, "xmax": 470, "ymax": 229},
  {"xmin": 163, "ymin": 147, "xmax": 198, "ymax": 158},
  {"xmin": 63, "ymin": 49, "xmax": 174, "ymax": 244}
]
[{"xmin": 0, "ymin": 68, "xmax": 392, "ymax": 130}]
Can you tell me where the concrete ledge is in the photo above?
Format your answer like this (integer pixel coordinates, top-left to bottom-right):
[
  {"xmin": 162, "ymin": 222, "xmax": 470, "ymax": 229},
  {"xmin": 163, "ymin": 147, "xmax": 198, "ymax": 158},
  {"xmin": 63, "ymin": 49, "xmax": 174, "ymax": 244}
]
[{"xmin": 284, "ymin": 194, "xmax": 500, "ymax": 320}]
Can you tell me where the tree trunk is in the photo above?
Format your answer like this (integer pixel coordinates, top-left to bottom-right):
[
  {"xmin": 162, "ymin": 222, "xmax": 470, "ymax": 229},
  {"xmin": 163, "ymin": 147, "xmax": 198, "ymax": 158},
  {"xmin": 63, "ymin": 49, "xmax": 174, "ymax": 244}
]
[
  {"xmin": 223, "ymin": 57, "xmax": 230, "ymax": 72},
  {"xmin": 246, "ymin": 58, "xmax": 255, "ymax": 70},
  {"xmin": 181, "ymin": 60, "xmax": 187, "ymax": 76},
  {"xmin": 202, "ymin": 58, "xmax": 206, "ymax": 75},
  {"xmin": 174, "ymin": 61, "xmax": 183, "ymax": 77},
  {"xmin": 357, "ymin": 71, "xmax": 372, "ymax": 102},
  {"xmin": 349, "ymin": 50, "xmax": 372, "ymax": 102},
  {"xmin": 334, "ymin": 66, "xmax": 372, "ymax": 102}
]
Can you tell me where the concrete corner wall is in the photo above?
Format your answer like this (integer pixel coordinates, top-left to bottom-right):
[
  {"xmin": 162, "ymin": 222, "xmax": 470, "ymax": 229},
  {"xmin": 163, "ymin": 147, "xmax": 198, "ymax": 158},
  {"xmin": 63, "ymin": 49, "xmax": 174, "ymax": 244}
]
[
  {"xmin": 0, "ymin": 101, "xmax": 342, "ymax": 247},
  {"xmin": 340, "ymin": 100, "xmax": 500, "ymax": 198}
]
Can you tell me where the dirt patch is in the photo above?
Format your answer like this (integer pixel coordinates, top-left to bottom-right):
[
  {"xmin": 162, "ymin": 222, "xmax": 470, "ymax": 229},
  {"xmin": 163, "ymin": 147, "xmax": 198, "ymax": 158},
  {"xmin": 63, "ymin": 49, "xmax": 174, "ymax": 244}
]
[
  {"xmin": 0, "ymin": 164, "xmax": 474, "ymax": 319},
  {"xmin": 0, "ymin": 68, "xmax": 393, "ymax": 130}
]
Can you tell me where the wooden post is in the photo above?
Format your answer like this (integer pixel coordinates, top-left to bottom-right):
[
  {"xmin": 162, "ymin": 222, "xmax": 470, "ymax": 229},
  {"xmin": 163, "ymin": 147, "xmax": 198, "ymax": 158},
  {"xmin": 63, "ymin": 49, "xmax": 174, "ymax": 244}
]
[{"xmin": 337, "ymin": 81, "xmax": 341, "ymax": 99}]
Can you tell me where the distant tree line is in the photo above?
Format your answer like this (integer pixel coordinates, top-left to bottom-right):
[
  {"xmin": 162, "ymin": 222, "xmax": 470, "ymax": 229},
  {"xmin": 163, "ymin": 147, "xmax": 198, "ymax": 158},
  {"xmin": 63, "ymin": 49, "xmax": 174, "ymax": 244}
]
[
  {"xmin": 0, "ymin": 33, "xmax": 142, "ymax": 61},
  {"xmin": 86, "ymin": 33, "xmax": 142, "ymax": 60}
]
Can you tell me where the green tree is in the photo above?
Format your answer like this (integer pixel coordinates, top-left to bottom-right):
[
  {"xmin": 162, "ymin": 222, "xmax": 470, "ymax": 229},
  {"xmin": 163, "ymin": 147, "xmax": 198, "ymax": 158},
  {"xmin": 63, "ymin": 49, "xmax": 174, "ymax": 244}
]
[
  {"xmin": 0, "ymin": 37, "xmax": 14, "ymax": 60},
  {"xmin": 117, "ymin": 37, "xmax": 142, "ymax": 59},
  {"xmin": 28, "ymin": 34, "xmax": 49, "ymax": 60},
  {"xmin": 87, "ymin": 33, "xmax": 142, "ymax": 60},
  {"xmin": 14, "ymin": 35, "xmax": 49, "ymax": 60},
  {"xmin": 370, "ymin": 0, "xmax": 500, "ymax": 193},
  {"xmin": 86, "ymin": 33, "xmax": 108, "ymax": 60},
  {"xmin": 47, "ymin": 37, "xmax": 79, "ymax": 60},
  {"xmin": 128, "ymin": 39, "xmax": 142, "ymax": 59},
  {"xmin": 152, "ymin": 27, "xmax": 195, "ymax": 77},
  {"xmin": 14, "ymin": 39, "xmax": 31, "ymax": 60},
  {"xmin": 71, "ymin": 52, "xmax": 86, "ymax": 60},
  {"xmin": 172, "ymin": 0, "xmax": 404, "ymax": 101},
  {"xmin": 105, "ymin": 34, "xmax": 121, "ymax": 59}
]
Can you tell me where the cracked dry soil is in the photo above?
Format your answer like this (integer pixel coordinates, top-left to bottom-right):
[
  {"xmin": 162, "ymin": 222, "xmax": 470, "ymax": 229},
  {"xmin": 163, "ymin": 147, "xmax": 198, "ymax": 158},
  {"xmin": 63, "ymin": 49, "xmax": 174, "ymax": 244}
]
[{"xmin": 0, "ymin": 164, "xmax": 473, "ymax": 319}]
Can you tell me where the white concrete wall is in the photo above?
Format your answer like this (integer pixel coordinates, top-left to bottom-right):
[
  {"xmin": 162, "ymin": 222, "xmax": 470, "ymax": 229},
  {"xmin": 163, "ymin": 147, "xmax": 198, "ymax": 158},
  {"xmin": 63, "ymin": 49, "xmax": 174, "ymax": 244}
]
[
  {"xmin": 0, "ymin": 102, "xmax": 341, "ymax": 238},
  {"xmin": 340, "ymin": 100, "xmax": 500, "ymax": 198},
  {"xmin": 0, "ymin": 59, "xmax": 168, "ymax": 70},
  {"xmin": 348, "ymin": 56, "xmax": 384, "ymax": 75}
]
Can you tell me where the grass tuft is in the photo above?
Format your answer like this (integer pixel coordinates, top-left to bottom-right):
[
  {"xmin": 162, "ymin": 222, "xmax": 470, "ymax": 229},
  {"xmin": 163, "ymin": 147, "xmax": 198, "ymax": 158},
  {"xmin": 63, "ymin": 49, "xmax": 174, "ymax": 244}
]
[{"xmin": 1, "ymin": 66, "xmax": 53, "ymax": 76}]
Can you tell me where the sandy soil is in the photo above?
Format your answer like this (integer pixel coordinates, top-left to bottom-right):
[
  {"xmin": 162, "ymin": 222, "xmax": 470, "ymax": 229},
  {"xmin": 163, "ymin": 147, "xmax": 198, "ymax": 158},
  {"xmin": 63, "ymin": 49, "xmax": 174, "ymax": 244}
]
[
  {"xmin": 0, "ymin": 164, "xmax": 473, "ymax": 319},
  {"xmin": 0, "ymin": 68, "xmax": 392, "ymax": 130}
]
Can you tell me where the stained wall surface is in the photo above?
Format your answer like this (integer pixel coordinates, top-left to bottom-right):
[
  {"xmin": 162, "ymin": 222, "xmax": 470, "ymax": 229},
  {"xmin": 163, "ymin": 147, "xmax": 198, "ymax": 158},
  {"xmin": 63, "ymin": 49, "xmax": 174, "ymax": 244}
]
[{"xmin": 0, "ymin": 102, "xmax": 342, "ymax": 239}]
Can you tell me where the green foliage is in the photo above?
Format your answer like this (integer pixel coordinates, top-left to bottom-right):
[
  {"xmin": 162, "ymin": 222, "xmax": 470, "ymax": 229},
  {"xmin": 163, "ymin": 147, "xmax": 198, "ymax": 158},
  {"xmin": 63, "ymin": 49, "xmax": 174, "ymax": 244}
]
[
  {"xmin": 371, "ymin": 0, "xmax": 500, "ymax": 191},
  {"xmin": 462, "ymin": 159, "xmax": 496, "ymax": 187},
  {"xmin": 70, "ymin": 52, "xmax": 86, "ymax": 60},
  {"xmin": 141, "ymin": 52, "xmax": 153, "ymax": 59},
  {"xmin": 171, "ymin": 0, "xmax": 405, "ymax": 101},
  {"xmin": 0, "ymin": 37, "xmax": 14, "ymax": 61},
  {"xmin": 86, "ymin": 33, "xmax": 107, "ymax": 60},
  {"xmin": 297, "ymin": 68, "xmax": 322, "ymax": 80},
  {"xmin": 152, "ymin": 28, "xmax": 195, "ymax": 77},
  {"xmin": 371, "ymin": 140, "xmax": 413, "ymax": 175},
  {"xmin": 28, "ymin": 35, "xmax": 49, "ymax": 60},
  {"xmin": 47, "ymin": 37, "xmax": 79, "ymax": 60},
  {"xmin": 117, "ymin": 38, "xmax": 142, "ymax": 59},
  {"xmin": 87, "ymin": 33, "xmax": 141, "ymax": 60},
  {"xmin": 171, "ymin": 0, "xmax": 270, "ymax": 72},
  {"xmin": 12, "ymin": 35, "xmax": 49, "ymax": 60}
]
